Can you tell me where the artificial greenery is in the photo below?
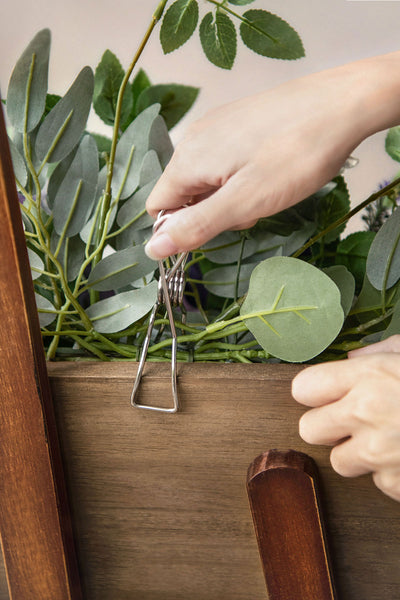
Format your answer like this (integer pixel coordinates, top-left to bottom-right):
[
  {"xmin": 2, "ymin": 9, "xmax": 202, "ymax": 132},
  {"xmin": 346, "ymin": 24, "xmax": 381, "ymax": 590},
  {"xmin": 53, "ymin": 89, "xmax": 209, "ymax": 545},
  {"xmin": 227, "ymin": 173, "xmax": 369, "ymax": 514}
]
[{"xmin": 5, "ymin": 1, "xmax": 400, "ymax": 364}]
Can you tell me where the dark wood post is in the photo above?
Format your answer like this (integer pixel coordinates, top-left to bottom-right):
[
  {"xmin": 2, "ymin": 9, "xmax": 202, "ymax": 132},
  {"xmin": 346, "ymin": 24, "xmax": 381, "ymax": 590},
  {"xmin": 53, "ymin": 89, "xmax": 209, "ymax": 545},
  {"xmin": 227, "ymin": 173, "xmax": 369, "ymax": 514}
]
[
  {"xmin": 0, "ymin": 104, "xmax": 82, "ymax": 598},
  {"xmin": 247, "ymin": 449, "xmax": 337, "ymax": 600}
]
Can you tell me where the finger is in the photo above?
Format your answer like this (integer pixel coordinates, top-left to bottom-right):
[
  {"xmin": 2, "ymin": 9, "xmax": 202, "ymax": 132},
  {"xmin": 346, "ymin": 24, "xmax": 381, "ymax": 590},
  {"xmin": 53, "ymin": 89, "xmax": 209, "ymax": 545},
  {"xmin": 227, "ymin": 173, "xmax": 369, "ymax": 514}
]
[
  {"xmin": 330, "ymin": 437, "xmax": 372, "ymax": 478},
  {"xmin": 299, "ymin": 401, "xmax": 352, "ymax": 445},
  {"xmin": 348, "ymin": 335, "xmax": 400, "ymax": 358},
  {"xmin": 291, "ymin": 357, "xmax": 374, "ymax": 407},
  {"xmin": 373, "ymin": 469, "xmax": 400, "ymax": 502},
  {"xmin": 145, "ymin": 169, "xmax": 263, "ymax": 259}
]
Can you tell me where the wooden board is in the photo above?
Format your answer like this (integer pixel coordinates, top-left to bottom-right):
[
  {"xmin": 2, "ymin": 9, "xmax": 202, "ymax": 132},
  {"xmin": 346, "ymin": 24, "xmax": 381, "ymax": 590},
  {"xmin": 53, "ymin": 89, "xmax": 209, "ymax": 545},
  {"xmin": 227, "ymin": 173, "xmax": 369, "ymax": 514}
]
[{"xmin": 41, "ymin": 361, "xmax": 400, "ymax": 600}]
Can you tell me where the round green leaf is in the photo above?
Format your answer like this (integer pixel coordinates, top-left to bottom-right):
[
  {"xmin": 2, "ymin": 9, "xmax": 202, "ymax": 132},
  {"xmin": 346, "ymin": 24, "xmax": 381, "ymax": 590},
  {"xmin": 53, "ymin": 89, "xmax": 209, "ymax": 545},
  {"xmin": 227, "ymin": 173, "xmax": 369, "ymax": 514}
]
[
  {"xmin": 240, "ymin": 10, "xmax": 305, "ymax": 60},
  {"xmin": 28, "ymin": 249, "xmax": 44, "ymax": 280},
  {"xmin": 35, "ymin": 66, "xmax": 94, "ymax": 163},
  {"xmin": 203, "ymin": 263, "xmax": 255, "ymax": 298},
  {"xmin": 160, "ymin": 0, "xmax": 199, "ymax": 54},
  {"xmin": 366, "ymin": 206, "xmax": 400, "ymax": 290},
  {"xmin": 240, "ymin": 257, "xmax": 344, "ymax": 362},
  {"xmin": 200, "ymin": 12, "xmax": 237, "ymax": 70},
  {"xmin": 35, "ymin": 292, "xmax": 56, "ymax": 328},
  {"xmin": 385, "ymin": 126, "xmax": 400, "ymax": 162},
  {"xmin": 87, "ymin": 245, "xmax": 156, "ymax": 291},
  {"xmin": 86, "ymin": 281, "xmax": 158, "ymax": 333},
  {"xmin": 7, "ymin": 29, "xmax": 50, "ymax": 132},
  {"xmin": 323, "ymin": 265, "xmax": 355, "ymax": 317}
]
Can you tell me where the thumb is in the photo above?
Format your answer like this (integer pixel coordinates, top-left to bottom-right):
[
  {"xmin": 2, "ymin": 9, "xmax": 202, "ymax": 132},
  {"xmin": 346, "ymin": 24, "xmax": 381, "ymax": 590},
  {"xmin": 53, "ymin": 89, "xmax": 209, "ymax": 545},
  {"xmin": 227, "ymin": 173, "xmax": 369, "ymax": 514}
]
[{"xmin": 145, "ymin": 172, "xmax": 261, "ymax": 259}]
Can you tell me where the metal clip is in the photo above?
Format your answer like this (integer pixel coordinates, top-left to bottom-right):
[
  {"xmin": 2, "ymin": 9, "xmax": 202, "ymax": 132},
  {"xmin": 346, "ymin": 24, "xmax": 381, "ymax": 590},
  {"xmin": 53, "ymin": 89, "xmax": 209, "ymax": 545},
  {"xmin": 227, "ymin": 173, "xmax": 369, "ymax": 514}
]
[{"xmin": 131, "ymin": 211, "xmax": 188, "ymax": 413}]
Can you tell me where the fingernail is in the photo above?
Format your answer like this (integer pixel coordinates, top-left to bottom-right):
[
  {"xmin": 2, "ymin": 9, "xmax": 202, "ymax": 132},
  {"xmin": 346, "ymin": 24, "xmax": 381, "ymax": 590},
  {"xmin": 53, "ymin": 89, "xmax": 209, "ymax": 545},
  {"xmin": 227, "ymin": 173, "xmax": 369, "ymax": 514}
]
[{"xmin": 145, "ymin": 232, "xmax": 179, "ymax": 260}]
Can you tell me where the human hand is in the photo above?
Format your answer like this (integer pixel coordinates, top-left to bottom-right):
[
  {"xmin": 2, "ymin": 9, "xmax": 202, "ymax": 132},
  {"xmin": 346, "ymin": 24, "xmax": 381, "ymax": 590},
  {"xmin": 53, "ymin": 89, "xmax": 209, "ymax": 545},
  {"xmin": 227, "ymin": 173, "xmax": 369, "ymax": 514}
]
[
  {"xmin": 292, "ymin": 339, "xmax": 400, "ymax": 502},
  {"xmin": 145, "ymin": 53, "xmax": 400, "ymax": 260}
]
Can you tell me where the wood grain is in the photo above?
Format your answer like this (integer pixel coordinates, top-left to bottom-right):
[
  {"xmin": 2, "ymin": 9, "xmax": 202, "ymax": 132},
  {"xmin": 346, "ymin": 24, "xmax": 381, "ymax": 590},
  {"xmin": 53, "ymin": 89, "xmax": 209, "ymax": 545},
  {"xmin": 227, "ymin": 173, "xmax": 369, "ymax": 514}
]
[
  {"xmin": 247, "ymin": 449, "xmax": 336, "ymax": 600},
  {"xmin": 0, "ymin": 104, "xmax": 82, "ymax": 599},
  {"xmin": 47, "ymin": 361, "xmax": 400, "ymax": 600}
]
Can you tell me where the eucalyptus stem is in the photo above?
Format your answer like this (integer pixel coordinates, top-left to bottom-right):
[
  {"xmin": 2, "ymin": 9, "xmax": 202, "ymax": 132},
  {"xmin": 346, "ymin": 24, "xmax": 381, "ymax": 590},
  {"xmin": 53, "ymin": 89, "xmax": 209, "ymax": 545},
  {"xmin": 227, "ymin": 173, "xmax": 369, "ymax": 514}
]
[
  {"xmin": 293, "ymin": 176, "xmax": 400, "ymax": 258},
  {"xmin": 94, "ymin": 0, "xmax": 169, "ymax": 255}
]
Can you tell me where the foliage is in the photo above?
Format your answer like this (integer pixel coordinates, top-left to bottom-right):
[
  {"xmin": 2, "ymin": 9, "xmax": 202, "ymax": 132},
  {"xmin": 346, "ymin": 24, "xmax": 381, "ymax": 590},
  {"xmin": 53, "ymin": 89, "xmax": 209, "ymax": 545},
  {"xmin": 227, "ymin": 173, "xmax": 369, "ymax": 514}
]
[{"xmin": 5, "ymin": 3, "xmax": 400, "ymax": 365}]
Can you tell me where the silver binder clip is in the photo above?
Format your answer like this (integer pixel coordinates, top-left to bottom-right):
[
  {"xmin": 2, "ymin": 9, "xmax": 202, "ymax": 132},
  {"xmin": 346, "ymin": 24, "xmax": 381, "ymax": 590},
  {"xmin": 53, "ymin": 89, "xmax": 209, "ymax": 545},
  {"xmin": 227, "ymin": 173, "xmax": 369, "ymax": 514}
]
[{"xmin": 131, "ymin": 210, "xmax": 188, "ymax": 413}]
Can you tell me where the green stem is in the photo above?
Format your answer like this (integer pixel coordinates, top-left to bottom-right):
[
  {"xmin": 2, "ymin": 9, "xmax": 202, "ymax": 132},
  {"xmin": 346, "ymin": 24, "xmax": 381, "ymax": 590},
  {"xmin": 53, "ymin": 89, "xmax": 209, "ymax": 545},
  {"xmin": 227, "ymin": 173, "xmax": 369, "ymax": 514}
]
[
  {"xmin": 293, "ymin": 176, "xmax": 400, "ymax": 259},
  {"xmin": 206, "ymin": 0, "xmax": 279, "ymax": 43}
]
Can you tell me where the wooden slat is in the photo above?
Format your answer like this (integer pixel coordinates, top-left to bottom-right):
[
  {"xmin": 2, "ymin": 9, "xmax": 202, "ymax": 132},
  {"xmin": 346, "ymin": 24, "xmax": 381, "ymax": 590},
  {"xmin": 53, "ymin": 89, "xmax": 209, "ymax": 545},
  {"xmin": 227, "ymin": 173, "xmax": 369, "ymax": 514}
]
[
  {"xmin": 0, "ymin": 105, "xmax": 82, "ymax": 599},
  {"xmin": 247, "ymin": 449, "xmax": 336, "ymax": 600},
  {"xmin": 48, "ymin": 361, "xmax": 400, "ymax": 600}
]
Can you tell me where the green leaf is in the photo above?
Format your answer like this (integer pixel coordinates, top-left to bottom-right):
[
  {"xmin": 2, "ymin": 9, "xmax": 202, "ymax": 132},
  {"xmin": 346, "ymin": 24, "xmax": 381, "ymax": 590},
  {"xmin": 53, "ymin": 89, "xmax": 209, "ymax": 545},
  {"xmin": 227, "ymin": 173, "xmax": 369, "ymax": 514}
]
[
  {"xmin": 47, "ymin": 147, "xmax": 78, "ymax": 209},
  {"xmin": 44, "ymin": 93, "xmax": 61, "ymax": 117},
  {"xmin": 50, "ymin": 232, "xmax": 86, "ymax": 281},
  {"xmin": 35, "ymin": 66, "xmax": 94, "ymax": 164},
  {"xmin": 8, "ymin": 136, "xmax": 28, "ymax": 187},
  {"xmin": 382, "ymin": 299, "xmax": 400, "ymax": 339},
  {"xmin": 86, "ymin": 281, "xmax": 158, "ymax": 333},
  {"xmin": 160, "ymin": 0, "xmax": 199, "ymax": 54},
  {"xmin": 121, "ymin": 69, "xmax": 152, "ymax": 130},
  {"xmin": 200, "ymin": 12, "xmax": 237, "ymax": 70},
  {"xmin": 91, "ymin": 133, "xmax": 112, "ymax": 168},
  {"xmin": 136, "ymin": 83, "xmax": 199, "ymax": 130},
  {"xmin": 139, "ymin": 149, "xmax": 162, "ymax": 186},
  {"xmin": 53, "ymin": 134, "xmax": 98, "ymax": 237},
  {"xmin": 148, "ymin": 115, "xmax": 174, "ymax": 168},
  {"xmin": 201, "ymin": 231, "xmax": 254, "ymax": 264},
  {"xmin": 28, "ymin": 248, "xmax": 44, "ymax": 280},
  {"xmin": 240, "ymin": 256, "xmax": 344, "ymax": 362},
  {"xmin": 7, "ymin": 29, "xmax": 50, "ymax": 132},
  {"xmin": 240, "ymin": 9, "xmax": 304, "ymax": 60},
  {"xmin": 228, "ymin": 0, "xmax": 256, "ymax": 4},
  {"xmin": 323, "ymin": 265, "xmax": 355, "ymax": 317},
  {"xmin": 112, "ymin": 103, "xmax": 160, "ymax": 200},
  {"xmin": 116, "ymin": 179, "xmax": 158, "ymax": 234},
  {"xmin": 35, "ymin": 292, "xmax": 57, "ymax": 328},
  {"xmin": 87, "ymin": 245, "xmax": 155, "ymax": 291},
  {"xmin": 385, "ymin": 127, "xmax": 400, "ymax": 162},
  {"xmin": 366, "ymin": 206, "xmax": 400, "ymax": 290},
  {"xmin": 335, "ymin": 231, "xmax": 375, "ymax": 292},
  {"xmin": 203, "ymin": 263, "xmax": 255, "ymax": 298},
  {"xmin": 93, "ymin": 50, "xmax": 132, "ymax": 126}
]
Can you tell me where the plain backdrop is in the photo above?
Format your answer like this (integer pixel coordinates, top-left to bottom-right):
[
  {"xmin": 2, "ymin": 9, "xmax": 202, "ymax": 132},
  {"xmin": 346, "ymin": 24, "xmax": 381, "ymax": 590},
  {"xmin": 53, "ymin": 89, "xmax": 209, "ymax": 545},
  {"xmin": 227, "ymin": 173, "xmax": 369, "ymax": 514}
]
[{"xmin": 2, "ymin": 0, "xmax": 400, "ymax": 223}]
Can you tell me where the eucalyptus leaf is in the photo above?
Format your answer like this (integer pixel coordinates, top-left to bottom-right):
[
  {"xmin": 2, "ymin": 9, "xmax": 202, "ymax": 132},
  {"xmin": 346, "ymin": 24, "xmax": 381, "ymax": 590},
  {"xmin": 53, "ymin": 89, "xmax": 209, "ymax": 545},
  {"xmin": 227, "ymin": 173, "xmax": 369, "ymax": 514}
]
[
  {"xmin": 7, "ymin": 29, "xmax": 50, "ymax": 132},
  {"xmin": 240, "ymin": 257, "xmax": 344, "ymax": 362},
  {"xmin": 8, "ymin": 136, "xmax": 27, "ymax": 187},
  {"xmin": 201, "ymin": 231, "xmax": 254, "ymax": 264},
  {"xmin": 86, "ymin": 280, "xmax": 158, "ymax": 333},
  {"xmin": 35, "ymin": 66, "xmax": 94, "ymax": 163},
  {"xmin": 136, "ymin": 83, "xmax": 199, "ymax": 130},
  {"xmin": 385, "ymin": 126, "xmax": 400, "ymax": 163},
  {"xmin": 139, "ymin": 149, "xmax": 162, "ymax": 186},
  {"xmin": 324, "ymin": 265, "xmax": 355, "ymax": 317},
  {"xmin": 160, "ymin": 0, "xmax": 199, "ymax": 54},
  {"xmin": 87, "ymin": 245, "xmax": 155, "ymax": 291},
  {"xmin": 47, "ymin": 147, "xmax": 78, "ymax": 209},
  {"xmin": 35, "ymin": 292, "xmax": 57, "ymax": 328},
  {"xmin": 200, "ymin": 12, "xmax": 237, "ymax": 70},
  {"xmin": 93, "ymin": 50, "xmax": 132, "ymax": 126},
  {"xmin": 240, "ymin": 10, "xmax": 305, "ymax": 60},
  {"xmin": 28, "ymin": 248, "xmax": 44, "ymax": 280},
  {"xmin": 111, "ymin": 103, "xmax": 160, "ymax": 200},
  {"xmin": 116, "ymin": 179, "xmax": 157, "ymax": 232},
  {"xmin": 203, "ymin": 263, "xmax": 255, "ymax": 298},
  {"xmin": 148, "ymin": 115, "xmax": 174, "ymax": 168},
  {"xmin": 53, "ymin": 134, "xmax": 98, "ymax": 237},
  {"xmin": 50, "ymin": 231, "xmax": 86, "ymax": 281},
  {"xmin": 122, "ymin": 68, "xmax": 152, "ymax": 129},
  {"xmin": 366, "ymin": 206, "xmax": 400, "ymax": 290},
  {"xmin": 382, "ymin": 299, "xmax": 400, "ymax": 339}
]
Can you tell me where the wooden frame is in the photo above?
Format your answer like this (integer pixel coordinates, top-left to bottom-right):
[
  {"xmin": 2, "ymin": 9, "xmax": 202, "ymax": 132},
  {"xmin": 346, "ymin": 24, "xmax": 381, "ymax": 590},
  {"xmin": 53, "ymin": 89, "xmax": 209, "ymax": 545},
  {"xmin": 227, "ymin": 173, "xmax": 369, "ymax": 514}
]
[{"xmin": 0, "ymin": 104, "xmax": 82, "ymax": 598}]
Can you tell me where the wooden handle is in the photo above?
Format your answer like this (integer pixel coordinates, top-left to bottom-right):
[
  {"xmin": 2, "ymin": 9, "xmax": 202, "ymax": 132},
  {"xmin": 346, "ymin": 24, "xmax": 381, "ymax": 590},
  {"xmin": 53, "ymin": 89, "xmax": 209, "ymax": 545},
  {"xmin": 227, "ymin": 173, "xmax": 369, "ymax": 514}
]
[{"xmin": 247, "ymin": 449, "xmax": 337, "ymax": 600}]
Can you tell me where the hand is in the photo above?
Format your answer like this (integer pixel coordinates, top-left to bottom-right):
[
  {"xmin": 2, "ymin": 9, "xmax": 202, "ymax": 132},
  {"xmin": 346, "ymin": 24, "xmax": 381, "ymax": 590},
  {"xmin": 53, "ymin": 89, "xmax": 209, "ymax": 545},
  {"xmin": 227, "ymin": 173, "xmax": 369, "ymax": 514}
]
[
  {"xmin": 145, "ymin": 52, "xmax": 400, "ymax": 260},
  {"xmin": 292, "ymin": 337, "xmax": 400, "ymax": 502}
]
